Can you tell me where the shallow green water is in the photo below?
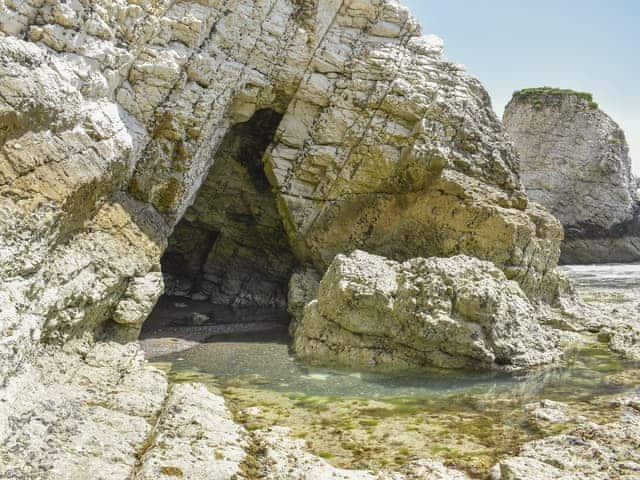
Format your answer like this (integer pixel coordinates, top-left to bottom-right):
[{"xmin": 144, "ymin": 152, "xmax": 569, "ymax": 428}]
[
  {"xmin": 150, "ymin": 329, "xmax": 639, "ymax": 476},
  {"xmin": 152, "ymin": 327, "xmax": 637, "ymax": 401}
]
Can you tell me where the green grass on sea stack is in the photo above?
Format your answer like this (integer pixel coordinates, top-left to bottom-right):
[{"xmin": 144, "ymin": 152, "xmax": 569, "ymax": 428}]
[{"xmin": 513, "ymin": 87, "xmax": 599, "ymax": 110}]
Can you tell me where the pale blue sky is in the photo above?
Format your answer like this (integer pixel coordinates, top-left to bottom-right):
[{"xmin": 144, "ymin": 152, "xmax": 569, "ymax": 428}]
[{"xmin": 404, "ymin": 0, "xmax": 639, "ymax": 173}]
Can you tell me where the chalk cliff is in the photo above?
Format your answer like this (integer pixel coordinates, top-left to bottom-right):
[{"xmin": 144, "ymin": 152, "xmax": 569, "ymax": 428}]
[
  {"xmin": 0, "ymin": 2, "xmax": 590, "ymax": 479},
  {"xmin": 504, "ymin": 88, "xmax": 640, "ymax": 263},
  {"xmin": 1, "ymin": 0, "xmax": 564, "ymax": 382}
]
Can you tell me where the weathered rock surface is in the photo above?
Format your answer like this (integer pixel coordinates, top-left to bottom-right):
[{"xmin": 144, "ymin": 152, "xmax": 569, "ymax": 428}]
[
  {"xmin": 287, "ymin": 267, "xmax": 321, "ymax": 332},
  {"xmin": 504, "ymin": 88, "xmax": 640, "ymax": 263},
  {"xmin": 0, "ymin": 339, "xmax": 253, "ymax": 480},
  {"xmin": 160, "ymin": 109, "xmax": 298, "ymax": 309},
  {"xmin": 0, "ymin": 341, "xmax": 168, "ymax": 479},
  {"xmin": 135, "ymin": 383, "xmax": 249, "ymax": 480},
  {"xmin": 114, "ymin": 272, "xmax": 165, "ymax": 326},
  {"xmin": 494, "ymin": 397, "xmax": 640, "ymax": 480},
  {"xmin": 600, "ymin": 323, "xmax": 640, "ymax": 361},
  {"xmin": 293, "ymin": 250, "xmax": 560, "ymax": 370}
]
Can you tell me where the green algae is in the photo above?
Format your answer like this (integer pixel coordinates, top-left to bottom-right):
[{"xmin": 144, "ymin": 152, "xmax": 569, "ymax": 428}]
[
  {"xmin": 146, "ymin": 264, "xmax": 640, "ymax": 477},
  {"xmin": 155, "ymin": 177, "xmax": 181, "ymax": 212},
  {"xmin": 159, "ymin": 466, "xmax": 184, "ymax": 477},
  {"xmin": 151, "ymin": 339, "xmax": 639, "ymax": 478},
  {"xmin": 513, "ymin": 87, "xmax": 599, "ymax": 109},
  {"xmin": 582, "ymin": 291, "xmax": 630, "ymax": 304}
]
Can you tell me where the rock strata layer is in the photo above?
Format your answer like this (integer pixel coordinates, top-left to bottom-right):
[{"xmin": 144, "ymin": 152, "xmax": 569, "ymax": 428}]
[
  {"xmin": 504, "ymin": 88, "xmax": 640, "ymax": 263},
  {"xmin": 292, "ymin": 250, "xmax": 560, "ymax": 370}
]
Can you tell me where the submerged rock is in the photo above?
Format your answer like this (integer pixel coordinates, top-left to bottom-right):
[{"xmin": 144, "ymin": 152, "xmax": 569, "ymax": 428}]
[
  {"xmin": 504, "ymin": 88, "xmax": 640, "ymax": 263},
  {"xmin": 495, "ymin": 400, "xmax": 640, "ymax": 480},
  {"xmin": 599, "ymin": 324, "xmax": 640, "ymax": 361},
  {"xmin": 292, "ymin": 251, "xmax": 560, "ymax": 371},
  {"xmin": 256, "ymin": 426, "xmax": 470, "ymax": 480},
  {"xmin": 523, "ymin": 399, "xmax": 574, "ymax": 426}
]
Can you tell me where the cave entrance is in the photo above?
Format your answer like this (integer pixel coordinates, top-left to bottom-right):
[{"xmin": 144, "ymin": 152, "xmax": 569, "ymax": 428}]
[{"xmin": 141, "ymin": 109, "xmax": 298, "ymax": 345}]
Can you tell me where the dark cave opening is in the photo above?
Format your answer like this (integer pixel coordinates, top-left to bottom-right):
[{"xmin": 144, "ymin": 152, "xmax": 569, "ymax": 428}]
[{"xmin": 144, "ymin": 109, "xmax": 298, "ymax": 339}]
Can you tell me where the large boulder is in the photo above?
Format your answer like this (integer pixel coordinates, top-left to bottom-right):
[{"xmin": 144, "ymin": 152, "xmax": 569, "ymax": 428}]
[
  {"xmin": 504, "ymin": 88, "xmax": 640, "ymax": 263},
  {"xmin": 292, "ymin": 250, "xmax": 560, "ymax": 370}
]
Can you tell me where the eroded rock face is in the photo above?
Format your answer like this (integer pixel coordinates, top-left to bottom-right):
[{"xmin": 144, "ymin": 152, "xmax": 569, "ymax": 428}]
[
  {"xmin": 504, "ymin": 88, "xmax": 640, "ymax": 264},
  {"xmin": 0, "ymin": 342, "xmax": 169, "ymax": 479},
  {"xmin": 135, "ymin": 383, "xmax": 249, "ymax": 480},
  {"xmin": 0, "ymin": 1, "xmax": 562, "ymax": 382},
  {"xmin": 287, "ymin": 267, "xmax": 321, "ymax": 331},
  {"xmin": 292, "ymin": 250, "xmax": 560, "ymax": 370}
]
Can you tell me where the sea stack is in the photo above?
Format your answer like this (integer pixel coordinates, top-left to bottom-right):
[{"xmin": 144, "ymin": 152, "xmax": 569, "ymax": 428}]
[{"xmin": 504, "ymin": 88, "xmax": 640, "ymax": 263}]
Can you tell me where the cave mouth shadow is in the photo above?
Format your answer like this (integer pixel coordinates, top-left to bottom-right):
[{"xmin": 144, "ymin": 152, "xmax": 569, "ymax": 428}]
[
  {"xmin": 139, "ymin": 295, "xmax": 290, "ymax": 345},
  {"xmin": 142, "ymin": 108, "xmax": 300, "ymax": 343}
]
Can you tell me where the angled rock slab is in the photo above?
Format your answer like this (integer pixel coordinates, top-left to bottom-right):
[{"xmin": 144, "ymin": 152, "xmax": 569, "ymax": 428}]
[{"xmin": 0, "ymin": 342, "xmax": 167, "ymax": 480}]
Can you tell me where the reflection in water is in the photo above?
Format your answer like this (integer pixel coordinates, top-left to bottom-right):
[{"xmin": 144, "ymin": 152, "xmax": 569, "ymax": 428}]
[{"xmin": 148, "ymin": 324, "xmax": 638, "ymax": 402}]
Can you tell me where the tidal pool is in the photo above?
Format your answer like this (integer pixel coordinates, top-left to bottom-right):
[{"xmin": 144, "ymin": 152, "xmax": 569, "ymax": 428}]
[
  {"xmin": 144, "ymin": 265, "xmax": 640, "ymax": 477},
  {"xmin": 148, "ymin": 326, "xmax": 635, "ymax": 400}
]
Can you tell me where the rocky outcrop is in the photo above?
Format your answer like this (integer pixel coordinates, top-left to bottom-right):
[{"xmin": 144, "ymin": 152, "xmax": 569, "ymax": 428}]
[
  {"xmin": 0, "ymin": 0, "xmax": 567, "ymax": 385},
  {"xmin": 292, "ymin": 250, "xmax": 560, "ymax": 370},
  {"xmin": 504, "ymin": 88, "xmax": 640, "ymax": 264},
  {"xmin": 1, "ymin": 341, "xmax": 252, "ymax": 480},
  {"xmin": 0, "ymin": 342, "xmax": 169, "ymax": 479}
]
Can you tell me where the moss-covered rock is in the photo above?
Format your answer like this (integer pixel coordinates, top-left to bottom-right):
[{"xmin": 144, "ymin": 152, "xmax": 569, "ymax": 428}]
[{"xmin": 512, "ymin": 87, "xmax": 599, "ymax": 109}]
